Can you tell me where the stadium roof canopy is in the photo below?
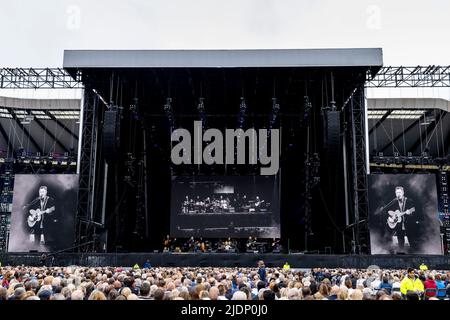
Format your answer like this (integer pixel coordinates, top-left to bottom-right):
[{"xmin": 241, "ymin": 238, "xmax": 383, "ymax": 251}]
[{"xmin": 63, "ymin": 48, "xmax": 383, "ymax": 69}]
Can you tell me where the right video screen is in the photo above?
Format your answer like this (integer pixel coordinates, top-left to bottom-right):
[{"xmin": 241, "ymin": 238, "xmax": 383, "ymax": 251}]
[
  {"xmin": 170, "ymin": 175, "xmax": 280, "ymax": 238},
  {"xmin": 368, "ymin": 174, "xmax": 442, "ymax": 255}
]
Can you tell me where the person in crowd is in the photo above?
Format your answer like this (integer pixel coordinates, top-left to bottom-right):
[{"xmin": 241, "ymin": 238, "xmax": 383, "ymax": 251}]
[
  {"xmin": 400, "ymin": 268, "xmax": 424, "ymax": 296},
  {"xmin": 423, "ymin": 274, "xmax": 437, "ymax": 298}
]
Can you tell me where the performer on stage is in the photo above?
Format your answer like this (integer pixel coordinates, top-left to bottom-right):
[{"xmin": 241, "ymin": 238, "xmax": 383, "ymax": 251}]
[
  {"xmin": 385, "ymin": 186, "xmax": 416, "ymax": 250},
  {"xmin": 23, "ymin": 186, "xmax": 55, "ymax": 245}
]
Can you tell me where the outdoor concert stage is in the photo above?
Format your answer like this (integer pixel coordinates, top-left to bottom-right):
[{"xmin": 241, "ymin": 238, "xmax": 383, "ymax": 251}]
[
  {"xmin": 1, "ymin": 253, "xmax": 449, "ymax": 269},
  {"xmin": 61, "ymin": 48, "xmax": 383, "ymax": 254}
]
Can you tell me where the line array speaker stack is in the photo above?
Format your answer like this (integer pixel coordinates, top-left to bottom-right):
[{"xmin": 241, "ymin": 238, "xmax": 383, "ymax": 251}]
[
  {"xmin": 324, "ymin": 110, "xmax": 341, "ymax": 159},
  {"xmin": 102, "ymin": 109, "xmax": 121, "ymax": 163}
]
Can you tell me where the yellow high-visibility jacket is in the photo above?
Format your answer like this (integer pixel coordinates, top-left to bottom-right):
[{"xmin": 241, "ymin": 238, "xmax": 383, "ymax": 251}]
[{"xmin": 400, "ymin": 277, "xmax": 424, "ymax": 295}]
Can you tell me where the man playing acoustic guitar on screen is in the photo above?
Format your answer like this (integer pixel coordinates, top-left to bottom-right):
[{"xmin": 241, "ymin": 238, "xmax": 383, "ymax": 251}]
[
  {"xmin": 386, "ymin": 186, "xmax": 415, "ymax": 250},
  {"xmin": 23, "ymin": 186, "xmax": 55, "ymax": 245}
]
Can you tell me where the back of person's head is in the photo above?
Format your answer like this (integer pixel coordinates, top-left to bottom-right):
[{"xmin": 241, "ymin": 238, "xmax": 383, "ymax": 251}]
[
  {"xmin": 349, "ymin": 289, "xmax": 363, "ymax": 300},
  {"xmin": 124, "ymin": 276, "xmax": 134, "ymax": 288},
  {"xmin": 330, "ymin": 285, "xmax": 340, "ymax": 296},
  {"xmin": 231, "ymin": 291, "xmax": 247, "ymax": 300},
  {"xmin": 107, "ymin": 289, "xmax": 119, "ymax": 300},
  {"xmin": 71, "ymin": 289, "xmax": 84, "ymax": 300},
  {"xmin": 376, "ymin": 290, "xmax": 387, "ymax": 300},
  {"xmin": 51, "ymin": 293, "xmax": 66, "ymax": 301},
  {"xmin": 37, "ymin": 290, "xmax": 52, "ymax": 301},
  {"xmin": 319, "ymin": 283, "xmax": 329, "ymax": 296},
  {"xmin": 344, "ymin": 278, "xmax": 352, "ymax": 289},
  {"xmin": 88, "ymin": 290, "xmax": 106, "ymax": 300},
  {"xmin": 0, "ymin": 287, "xmax": 8, "ymax": 301},
  {"xmin": 209, "ymin": 286, "xmax": 219, "ymax": 300},
  {"xmin": 140, "ymin": 281, "xmax": 151, "ymax": 296},
  {"xmin": 240, "ymin": 286, "xmax": 251, "ymax": 299},
  {"xmin": 217, "ymin": 284, "xmax": 226, "ymax": 296},
  {"xmin": 257, "ymin": 281, "xmax": 266, "ymax": 291},
  {"xmin": 285, "ymin": 288, "xmax": 298, "ymax": 299},
  {"xmin": 153, "ymin": 288, "xmax": 165, "ymax": 300},
  {"xmin": 263, "ymin": 290, "xmax": 276, "ymax": 301},
  {"xmin": 392, "ymin": 292, "xmax": 402, "ymax": 300},
  {"xmin": 302, "ymin": 286, "xmax": 311, "ymax": 297},
  {"xmin": 120, "ymin": 287, "xmax": 131, "ymax": 298},
  {"xmin": 406, "ymin": 291, "xmax": 419, "ymax": 301},
  {"xmin": 178, "ymin": 290, "xmax": 190, "ymax": 300},
  {"xmin": 19, "ymin": 291, "xmax": 36, "ymax": 300}
]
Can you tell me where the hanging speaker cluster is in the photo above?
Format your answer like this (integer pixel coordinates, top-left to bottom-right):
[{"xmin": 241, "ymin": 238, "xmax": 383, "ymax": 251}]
[
  {"xmin": 102, "ymin": 109, "xmax": 121, "ymax": 163},
  {"xmin": 323, "ymin": 110, "xmax": 341, "ymax": 159}
]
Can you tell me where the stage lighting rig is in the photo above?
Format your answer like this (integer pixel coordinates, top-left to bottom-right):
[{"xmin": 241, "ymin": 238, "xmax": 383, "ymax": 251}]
[
  {"xmin": 270, "ymin": 97, "xmax": 280, "ymax": 129},
  {"xmin": 164, "ymin": 97, "xmax": 175, "ymax": 128},
  {"xmin": 130, "ymin": 97, "xmax": 140, "ymax": 121},
  {"xmin": 123, "ymin": 152, "xmax": 136, "ymax": 186},
  {"xmin": 197, "ymin": 97, "xmax": 206, "ymax": 128},
  {"xmin": 238, "ymin": 97, "xmax": 247, "ymax": 128},
  {"xmin": 303, "ymin": 96, "xmax": 312, "ymax": 125}
]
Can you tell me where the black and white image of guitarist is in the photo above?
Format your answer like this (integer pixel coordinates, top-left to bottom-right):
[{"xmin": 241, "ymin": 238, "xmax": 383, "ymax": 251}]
[
  {"xmin": 23, "ymin": 186, "xmax": 56, "ymax": 245},
  {"xmin": 368, "ymin": 174, "xmax": 441, "ymax": 255},
  {"xmin": 385, "ymin": 186, "xmax": 415, "ymax": 250}
]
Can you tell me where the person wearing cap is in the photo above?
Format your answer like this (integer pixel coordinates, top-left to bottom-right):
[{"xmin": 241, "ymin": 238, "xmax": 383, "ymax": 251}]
[{"xmin": 400, "ymin": 268, "xmax": 424, "ymax": 296}]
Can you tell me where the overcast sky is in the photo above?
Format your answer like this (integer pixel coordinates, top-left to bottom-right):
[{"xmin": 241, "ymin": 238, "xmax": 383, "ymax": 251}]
[{"xmin": 1, "ymin": 0, "xmax": 449, "ymax": 67}]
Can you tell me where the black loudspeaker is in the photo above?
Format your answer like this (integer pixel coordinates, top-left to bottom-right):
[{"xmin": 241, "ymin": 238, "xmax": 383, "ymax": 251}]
[
  {"xmin": 102, "ymin": 109, "xmax": 121, "ymax": 163},
  {"xmin": 324, "ymin": 110, "xmax": 341, "ymax": 158}
]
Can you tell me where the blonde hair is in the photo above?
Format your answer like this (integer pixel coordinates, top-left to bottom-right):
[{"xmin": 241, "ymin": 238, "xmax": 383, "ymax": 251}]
[
  {"xmin": 349, "ymin": 289, "xmax": 363, "ymax": 300},
  {"xmin": 88, "ymin": 290, "xmax": 106, "ymax": 300},
  {"xmin": 120, "ymin": 287, "xmax": 132, "ymax": 298}
]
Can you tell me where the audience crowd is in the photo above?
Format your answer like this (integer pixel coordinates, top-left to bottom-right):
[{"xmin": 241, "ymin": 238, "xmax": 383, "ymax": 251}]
[{"xmin": 1, "ymin": 261, "xmax": 449, "ymax": 300}]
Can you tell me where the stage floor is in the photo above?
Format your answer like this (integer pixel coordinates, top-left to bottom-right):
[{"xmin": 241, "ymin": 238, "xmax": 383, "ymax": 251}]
[{"xmin": 1, "ymin": 252, "xmax": 449, "ymax": 269}]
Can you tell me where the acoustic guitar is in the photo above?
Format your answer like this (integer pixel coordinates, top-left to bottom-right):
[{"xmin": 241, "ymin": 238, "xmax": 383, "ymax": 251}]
[{"xmin": 387, "ymin": 208, "xmax": 415, "ymax": 229}]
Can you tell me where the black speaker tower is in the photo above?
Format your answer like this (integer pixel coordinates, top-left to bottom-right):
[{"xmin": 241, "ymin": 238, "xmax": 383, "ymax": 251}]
[
  {"xmin": 324, "ymin": 110, "xmax": 341, "ymax": 159},
  {"xmin": 102, "ymin": 109, "xmax": 121, "ymax": 163}
]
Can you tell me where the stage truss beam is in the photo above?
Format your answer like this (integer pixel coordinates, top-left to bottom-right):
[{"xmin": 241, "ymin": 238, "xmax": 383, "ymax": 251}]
[
  {"xmin": 348, "ymin": 84, "xmax": 370, "ymax": 251},
  {"xmin": 1, "ymin": 66, "xmax": 449, "ymax": 89},
  {"xmin": 366, "ymin": 66, "xmax": 450, "ymax": 87},
  {"xmin": 0, "ymin": 68, "xmax": 83, "ymax": 89},
  {"xmin": 76, "ymin": 86, "xmax": 100, "ymax": 250}
]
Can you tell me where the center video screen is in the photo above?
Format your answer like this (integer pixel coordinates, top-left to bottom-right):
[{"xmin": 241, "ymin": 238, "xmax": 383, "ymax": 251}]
[{"xmin": 170, "ymin": 175, "xmax": 280, "ymax": 238}]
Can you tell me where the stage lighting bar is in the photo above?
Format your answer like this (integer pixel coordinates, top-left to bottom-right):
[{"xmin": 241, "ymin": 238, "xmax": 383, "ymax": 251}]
[
  {"xmin": 164, "ymin": 97, "xmax": 175, "ymax": 128},
  {"xmin": 238, "ymin": 97, "xmax": 247, "ymax": 128},
  {"xmin": 270, "ymin": 97, "xmax": 280, "ymax": 128}
]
